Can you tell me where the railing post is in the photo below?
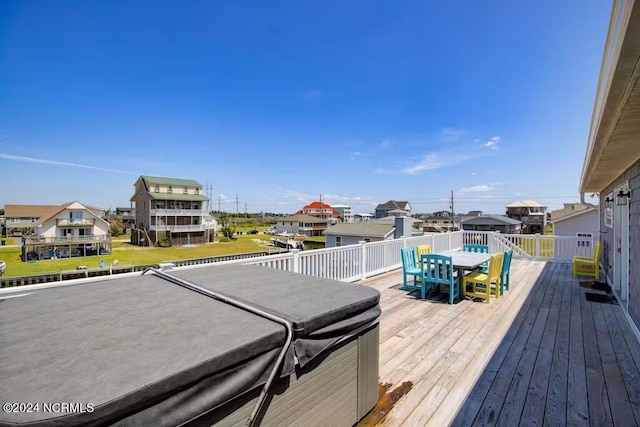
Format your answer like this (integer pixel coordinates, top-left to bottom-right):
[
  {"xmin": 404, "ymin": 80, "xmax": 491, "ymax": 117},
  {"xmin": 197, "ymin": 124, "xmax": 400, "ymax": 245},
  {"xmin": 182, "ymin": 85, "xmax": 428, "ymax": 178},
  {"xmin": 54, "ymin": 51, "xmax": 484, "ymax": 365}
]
[
  {"xmin": 535, "ymin": 234, "xmax": 541, "ymax": 260},
  {"xmin": 291, "ymin": 249, "xmax": 300, "ymax": 273},
  {"xmin": 402, "ymin": 237, "xmax": 407, "ymax": 248},
  {"xmin": 359, "ymin": 241, "xmax": 367, "ymax": 280}
]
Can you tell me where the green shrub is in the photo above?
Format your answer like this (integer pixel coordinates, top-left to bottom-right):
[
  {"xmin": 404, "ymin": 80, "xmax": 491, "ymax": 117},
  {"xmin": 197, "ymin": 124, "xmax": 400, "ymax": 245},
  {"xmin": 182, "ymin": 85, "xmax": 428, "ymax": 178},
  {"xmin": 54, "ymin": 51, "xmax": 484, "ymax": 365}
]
[
  {"xmin": 218, "ymin": 237, "xmax": 230, "ymax": 243},
  {"xmin": 158, "ymin": 237, "xmax": 172, "ymax": 247}
]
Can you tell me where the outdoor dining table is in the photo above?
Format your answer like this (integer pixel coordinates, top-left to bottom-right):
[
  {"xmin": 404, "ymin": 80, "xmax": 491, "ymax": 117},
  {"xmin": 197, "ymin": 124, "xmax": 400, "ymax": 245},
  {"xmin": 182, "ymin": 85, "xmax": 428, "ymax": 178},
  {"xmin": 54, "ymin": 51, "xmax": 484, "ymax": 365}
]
[{"xmin": 439, "ymin": 249, "xmax": 492, "ymax": 287}]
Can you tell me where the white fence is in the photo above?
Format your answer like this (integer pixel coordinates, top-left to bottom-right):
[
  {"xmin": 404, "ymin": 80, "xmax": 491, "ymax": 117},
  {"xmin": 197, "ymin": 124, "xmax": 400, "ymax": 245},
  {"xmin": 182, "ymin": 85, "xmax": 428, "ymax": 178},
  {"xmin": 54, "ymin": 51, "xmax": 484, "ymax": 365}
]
[{"xmin": 183, "ymin": 230, "xmax": 595, "ymax": 283}]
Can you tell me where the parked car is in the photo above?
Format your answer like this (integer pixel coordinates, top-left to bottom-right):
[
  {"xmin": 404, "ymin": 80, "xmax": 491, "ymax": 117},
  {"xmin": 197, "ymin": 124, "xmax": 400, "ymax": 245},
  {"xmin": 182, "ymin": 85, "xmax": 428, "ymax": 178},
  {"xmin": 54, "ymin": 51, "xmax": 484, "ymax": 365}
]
[{"xmin": 247, "ymin": 229, "xmax": 259, "ymax": 234}]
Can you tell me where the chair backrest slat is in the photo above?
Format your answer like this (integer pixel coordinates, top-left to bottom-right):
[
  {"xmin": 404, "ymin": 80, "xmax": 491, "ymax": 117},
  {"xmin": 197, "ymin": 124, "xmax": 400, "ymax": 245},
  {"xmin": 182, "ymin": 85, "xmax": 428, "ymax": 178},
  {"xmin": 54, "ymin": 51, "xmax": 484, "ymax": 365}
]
[
  {"xmin": 592, "ymin": 241, "xmax": 602, "ymax": 262},
  {"xmin": 501, "ymin": 250, "xmax": 513, "ymax": 277},
  {"xmin": 489, "ymin": 252, "xmax": 504, "ymax": 280},
  {"xmin": 416, "ymin": 245, "xmax": 432, "ymax": 263},
  {"xmin": 421, "ymin": 254, "xmax": 454, "ymax": 285},
  {"xmin": 464, "ymin": 244, "xmax": 489, "ymax": 253},
  {"xmin": 402, "ymin": 247, "xmax": 417, "ymax": 270}
]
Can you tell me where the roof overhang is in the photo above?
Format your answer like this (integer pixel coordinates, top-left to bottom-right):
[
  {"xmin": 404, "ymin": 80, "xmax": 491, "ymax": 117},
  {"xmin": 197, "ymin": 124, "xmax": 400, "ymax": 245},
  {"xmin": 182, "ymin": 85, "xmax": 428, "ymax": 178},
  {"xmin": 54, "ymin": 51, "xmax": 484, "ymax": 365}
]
[
  {"xmin": 549, "ymin": 207, "xmax": 597, "ymax": 224},
  {"xmin": 581, "ymin": 0, "xmax": 640, "ymax": 192}
]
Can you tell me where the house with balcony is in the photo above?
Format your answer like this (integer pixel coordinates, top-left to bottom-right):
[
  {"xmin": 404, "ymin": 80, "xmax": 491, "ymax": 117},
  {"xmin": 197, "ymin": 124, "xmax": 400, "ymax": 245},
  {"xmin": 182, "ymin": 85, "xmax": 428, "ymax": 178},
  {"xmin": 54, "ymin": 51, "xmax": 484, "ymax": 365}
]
[
  {"xmin": 295, "ymin": 201, "xmax": 341, "ymax": 223},
  {"xmin": 130, "ymin": 175, "xmax": 211, "ymax": 246},
  {"xmin": 19, "ymin": 201, "xmax": 111, "ymax": 261},
  {"xmin": 374, "ymin": 200, "xmax": 411, "ymax": 218},
  {"xmin": 505, "ymin": 200, "xmax": 547, "ymax": 234},
  {"xmin": 415, "ymin": 211, "xmax": 463, "ymax": 232},
  {"xmin": 114, "ymin": 207, "xmax": 136, "ymax": 231},
  {"xmin": 331, "ymin": 204, "xmax": 354, "ymax": 223},
  {"xmin": 274, "ymin": 214, "xmax": 329, "ymax": 236}
]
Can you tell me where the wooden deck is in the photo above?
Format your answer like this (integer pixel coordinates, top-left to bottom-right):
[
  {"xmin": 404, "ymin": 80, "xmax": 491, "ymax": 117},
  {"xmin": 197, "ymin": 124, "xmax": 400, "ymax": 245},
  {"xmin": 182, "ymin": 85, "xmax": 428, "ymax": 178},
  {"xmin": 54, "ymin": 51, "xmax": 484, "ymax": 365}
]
[{"xmin": 356, "ymin": 259, "xmax": 640, "ymax": 426}]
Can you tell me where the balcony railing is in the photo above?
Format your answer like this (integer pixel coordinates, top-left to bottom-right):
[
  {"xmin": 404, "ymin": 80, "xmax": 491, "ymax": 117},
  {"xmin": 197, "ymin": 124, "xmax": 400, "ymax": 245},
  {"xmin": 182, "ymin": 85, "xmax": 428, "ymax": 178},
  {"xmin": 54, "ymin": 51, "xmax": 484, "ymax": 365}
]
[
  {"xmin": 25, "ymin": 235, "xmax": 111, "ymax": 244},
  {"xmin": 174, "ymin": 230, "xmax": 592, "ymax": 283},
  {"xmin": 56, "ymin": 218, "xmax": 96, "ymax": 226},
  {"xmin": 150, "ymin": 209, "xmax": 205, "ymax": 216},
  {"xmin": 149, "ymin": 224, "xmax": 205, "ymax": 232}
]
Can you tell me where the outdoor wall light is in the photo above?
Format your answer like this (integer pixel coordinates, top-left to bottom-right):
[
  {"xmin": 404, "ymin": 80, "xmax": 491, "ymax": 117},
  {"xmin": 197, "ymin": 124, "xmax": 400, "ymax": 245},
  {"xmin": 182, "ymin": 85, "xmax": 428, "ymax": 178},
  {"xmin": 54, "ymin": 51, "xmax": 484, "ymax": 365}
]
[
  {"xmin": 604, "ymin": 196, "xmax": 614, "ymax": 208},
  {"xmin": 616, "ymin": 190, "xmax": 631, "ymax": 206}
]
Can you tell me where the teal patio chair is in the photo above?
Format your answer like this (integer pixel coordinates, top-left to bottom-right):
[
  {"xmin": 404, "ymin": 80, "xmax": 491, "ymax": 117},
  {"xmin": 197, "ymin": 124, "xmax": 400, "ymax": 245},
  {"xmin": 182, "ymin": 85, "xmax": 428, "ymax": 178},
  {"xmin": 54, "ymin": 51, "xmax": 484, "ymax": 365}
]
[
  {"xmin": 464, "ymin": 244, "xmax": 490, "ymax": 272},
  {"xmin": 498, "ymin": 250, "xmax": 513, "ymax": 295},
  {"xmin": 463, "ymin": 244, "xmax": 489, "ymax": 253},
  {"xmin": 401, "ymin": 247, "xmax": 422, "ymax": 291},
  {"xmin": 421, "ymin": 254, "xmax": 460, "ymax": 304}
]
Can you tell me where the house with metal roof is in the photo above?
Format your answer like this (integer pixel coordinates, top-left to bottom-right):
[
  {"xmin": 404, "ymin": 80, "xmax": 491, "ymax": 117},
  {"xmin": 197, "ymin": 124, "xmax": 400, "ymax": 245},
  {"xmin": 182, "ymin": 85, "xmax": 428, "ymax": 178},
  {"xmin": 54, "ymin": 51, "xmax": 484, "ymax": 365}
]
[
  {"xmin": 324, "ymin": 216, "xmax": 417, "ymax": 247},
  {"xmin": 461, "ymin": 214, "xmax": 523, "ymax": 234},
  {"xmin": 130, "ymin": 175, "xmax": 211, "ymax": 246},
  {"xmin": 505, "ymin": 200, "xmax": 547, "ymax": 234},
  {"xmin": 374, "ymin": 200, "xmax": 412, "ymax": 219}
]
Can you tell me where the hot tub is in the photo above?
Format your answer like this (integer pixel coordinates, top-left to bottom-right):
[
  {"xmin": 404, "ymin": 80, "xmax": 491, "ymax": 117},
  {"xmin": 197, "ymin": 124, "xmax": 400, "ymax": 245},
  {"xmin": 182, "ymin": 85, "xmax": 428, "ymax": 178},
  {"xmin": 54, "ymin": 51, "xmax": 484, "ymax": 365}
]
[{"xmin": 0, "ymin": 264, "xmax": 380, "ymax": 426}]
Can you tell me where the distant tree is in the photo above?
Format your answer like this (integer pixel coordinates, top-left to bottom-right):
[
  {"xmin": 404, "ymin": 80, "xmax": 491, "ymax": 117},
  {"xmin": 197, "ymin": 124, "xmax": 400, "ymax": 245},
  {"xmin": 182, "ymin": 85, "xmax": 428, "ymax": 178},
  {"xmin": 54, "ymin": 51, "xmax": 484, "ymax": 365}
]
[
  {"xmin": 109, "ymin": 216, "xmax": 124, "ymax": 236},
  {"xmin": 218, "ymin": 214, "xmax": 236, "ymax": 239},
  {"xmin": 0, "ymin": 209, "xmax": 4, "ymax": 215}
]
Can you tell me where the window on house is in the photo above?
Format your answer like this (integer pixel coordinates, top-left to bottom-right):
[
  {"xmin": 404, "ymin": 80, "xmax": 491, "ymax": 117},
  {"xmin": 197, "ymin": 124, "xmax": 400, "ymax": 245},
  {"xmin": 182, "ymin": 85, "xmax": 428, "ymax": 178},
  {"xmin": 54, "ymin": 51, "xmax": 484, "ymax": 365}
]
[
  {"xmin": 604, "ymin": 192, "xmax": 613, "ymax": 228},
  {"xmin": 69, "ymin": 211, "xmax": 83, "ymax": 223},
  {"xmin": 335, "ymin": 236, "xmax": 342, "ymax": 247},
  {"xmin": 195, "ymin": 188, "xmax": 200, "ymax": 195},
  {"xmin": 9, "ymin": 217, "xmax": 19, "ymax": 224},
  {"xmin": 183, "ymin": 187, "xmax": 188, "ymax": 194},
  {"xmin": 154, "ymin": 185, "xmax": 159, "ymax": 193},
  {"xmin": 577, "ymin": 232, "xmax": 593, "ymax": 247},
  {"xmin": 168, "ymin": 185, "xmax": 173, "ymax": 193},
  {"xmin": 30, "ymin": 217, "xmax": 38, "ymax": 223}
]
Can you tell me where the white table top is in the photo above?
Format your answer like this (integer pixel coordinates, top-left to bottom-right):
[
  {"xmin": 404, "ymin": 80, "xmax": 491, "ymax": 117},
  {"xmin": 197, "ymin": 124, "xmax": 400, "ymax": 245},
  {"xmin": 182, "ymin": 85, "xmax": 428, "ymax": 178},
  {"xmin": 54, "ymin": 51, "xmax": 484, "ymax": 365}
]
[{"xmin": 439, "ymin": 250, "xmax": 491, "ymax": 269}]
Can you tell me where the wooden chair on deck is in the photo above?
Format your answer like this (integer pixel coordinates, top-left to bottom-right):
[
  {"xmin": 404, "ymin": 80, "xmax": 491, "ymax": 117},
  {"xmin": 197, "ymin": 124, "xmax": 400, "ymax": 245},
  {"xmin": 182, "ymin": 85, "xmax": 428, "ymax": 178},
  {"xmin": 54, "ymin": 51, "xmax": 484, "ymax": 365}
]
[
  {"xmin": 462, "ymin": 252, "xmax": 504, "ymax": 303},
  {"xmin": 572, "ymin": 241, "xmax": 601, "ymax": 279},
  {"xmin": 401, "ymin": 247, "xmax": 422, "ymax": 291},
  {"xmin": 421, "ymin": 254, "xmax": 460, "ymax": 304}
]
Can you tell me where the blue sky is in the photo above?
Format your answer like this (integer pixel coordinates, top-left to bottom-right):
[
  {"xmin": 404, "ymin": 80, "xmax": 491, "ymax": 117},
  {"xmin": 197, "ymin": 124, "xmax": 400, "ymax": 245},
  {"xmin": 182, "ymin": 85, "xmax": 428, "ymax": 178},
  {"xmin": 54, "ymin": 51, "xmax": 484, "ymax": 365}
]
[{"xmin": 1, "ymin": 0, "xmax": 611, "ymax": 214}]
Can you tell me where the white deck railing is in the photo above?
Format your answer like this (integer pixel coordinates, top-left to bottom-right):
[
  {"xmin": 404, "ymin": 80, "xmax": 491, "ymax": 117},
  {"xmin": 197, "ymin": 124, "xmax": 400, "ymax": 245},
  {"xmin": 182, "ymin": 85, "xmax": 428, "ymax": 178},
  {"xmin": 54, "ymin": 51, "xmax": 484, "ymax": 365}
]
[{"xmin": 169, "ymin": 230, "xmax": 594, "ymax": 283}]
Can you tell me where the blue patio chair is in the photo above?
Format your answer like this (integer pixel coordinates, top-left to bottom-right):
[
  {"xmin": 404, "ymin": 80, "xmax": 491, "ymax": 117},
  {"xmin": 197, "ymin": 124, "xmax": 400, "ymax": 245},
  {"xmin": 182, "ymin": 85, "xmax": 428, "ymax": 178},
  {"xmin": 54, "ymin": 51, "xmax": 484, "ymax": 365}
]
[
  {"xmin": 401, "ymin": 247, "xmax": 422, "ymax": 291},
  {"xmin": 463, "ymin": 244, "xmax": 489, "ymax": 253},
  {"xmin": 421, "ymin": 254, "xmax": 460, "ymax": 304},
  {"xmin": 464, "ymin": 244, "xmax": 490, "ymax": 272},
  {"xmin": 498, "ymin": 250, "xmax": 513, "ymax": 295}
]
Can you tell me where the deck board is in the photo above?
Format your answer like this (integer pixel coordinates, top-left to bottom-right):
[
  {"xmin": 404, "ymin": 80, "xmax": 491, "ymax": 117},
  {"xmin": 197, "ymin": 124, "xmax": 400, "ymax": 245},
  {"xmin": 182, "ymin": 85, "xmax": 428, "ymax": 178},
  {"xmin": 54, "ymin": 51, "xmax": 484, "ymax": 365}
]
[{"xmin": 353, "ymin": 259, "xmax": 640, "ymax": 426}]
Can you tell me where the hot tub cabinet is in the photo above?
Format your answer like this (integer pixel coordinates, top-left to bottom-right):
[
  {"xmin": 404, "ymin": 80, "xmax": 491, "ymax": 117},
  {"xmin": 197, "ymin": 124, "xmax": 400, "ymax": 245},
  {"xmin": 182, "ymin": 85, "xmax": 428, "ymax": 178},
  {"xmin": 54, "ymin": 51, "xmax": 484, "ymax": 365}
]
[{"xmin": 0, "ymin": 265, "xmax": 380, "ymax": 426}]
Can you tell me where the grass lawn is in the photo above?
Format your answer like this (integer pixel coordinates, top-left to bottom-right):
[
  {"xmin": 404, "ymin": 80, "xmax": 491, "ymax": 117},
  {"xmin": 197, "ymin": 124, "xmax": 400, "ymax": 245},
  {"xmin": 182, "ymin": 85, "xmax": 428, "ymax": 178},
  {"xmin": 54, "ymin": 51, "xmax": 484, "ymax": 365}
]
[
  {"xmin": 0, "ymin": 232, "xmax": 280, "ymax": 278},
  {"xmin": 304, "ymin": 236, "xmax": 326, "ymax": 243}
]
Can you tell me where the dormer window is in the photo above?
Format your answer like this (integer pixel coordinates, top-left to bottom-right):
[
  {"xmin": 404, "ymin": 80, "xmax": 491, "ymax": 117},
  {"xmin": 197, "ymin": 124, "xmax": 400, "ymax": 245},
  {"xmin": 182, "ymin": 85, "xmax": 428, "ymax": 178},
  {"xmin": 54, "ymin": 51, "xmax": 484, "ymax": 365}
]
[
  {"xmin": 183, "ymin": 187, "xmax": 188, "ymax": 194},
  {"xmin": 168, "ymin": 186, "xmax": 173, "ymax": 194},
  {"xmin": 154, "ymin": 185, "xmax": 159, "ymax": 193}
]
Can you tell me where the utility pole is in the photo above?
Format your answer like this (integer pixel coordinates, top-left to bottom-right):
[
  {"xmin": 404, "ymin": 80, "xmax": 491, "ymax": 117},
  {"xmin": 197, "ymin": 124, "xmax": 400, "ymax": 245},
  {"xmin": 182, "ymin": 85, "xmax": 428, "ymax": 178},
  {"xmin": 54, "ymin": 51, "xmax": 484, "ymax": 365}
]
[
  {"xmin": 450, "ymin": 190, "xmax": 455, "ymax": 216},
  {"xmin": 218, "ymin": 196, "xmax": 222, "ymax": 213},
  {"xmin": 244, "ymin": 201, "xmax": 248, "ymax": 232},
  {"xmin": 235, "ymin": 194, "xmax": 239, "ymax": 230}
]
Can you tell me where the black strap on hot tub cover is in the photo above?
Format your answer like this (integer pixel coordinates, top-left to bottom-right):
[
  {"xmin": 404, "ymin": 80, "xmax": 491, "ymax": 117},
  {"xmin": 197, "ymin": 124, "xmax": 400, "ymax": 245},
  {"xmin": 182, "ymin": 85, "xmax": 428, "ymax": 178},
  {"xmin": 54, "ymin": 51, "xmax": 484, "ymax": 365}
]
[{"xmin": 141, "ymin": 268, "xmax": 292, "ymax": 427}]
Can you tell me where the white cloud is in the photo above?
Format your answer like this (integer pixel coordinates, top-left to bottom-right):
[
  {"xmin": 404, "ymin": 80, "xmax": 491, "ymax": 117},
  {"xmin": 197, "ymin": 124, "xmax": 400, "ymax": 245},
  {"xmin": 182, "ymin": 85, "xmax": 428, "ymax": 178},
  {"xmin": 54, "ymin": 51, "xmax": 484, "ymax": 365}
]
[
  {"xmin": 483, "ymin": 141, "xmax": 498, "ymax": 150},
  {"xmin": 0, "ymin": 153, "xmax": 133, "ymax": 174},
  {"xmin": 471, "ymin": 172, "xmax": 477, "ymax": 176},
  {"xmin": 473, "ymin": 138, "xmax": 481, "ymax": 143},
  {"xmin": 491, "ymin": 136, "xmax": 500, "ymax": 141},
  {"xmin": 458, "ymin": 184, "xmax": 494, "ymax": 193},
  {"xmin": 479, "ymin": 195, "xmax": 495, "ymax": 199},
  {"xmin": 218, "ymin": 194, "xmax": 227, "ymax": 200},
  {"xmin": 350, "ymin": 151, "xmax": 360, "ymax": 160},
  {"xmin": 403, "ymin": 152, "xmax": 469, "ymax": 175}
]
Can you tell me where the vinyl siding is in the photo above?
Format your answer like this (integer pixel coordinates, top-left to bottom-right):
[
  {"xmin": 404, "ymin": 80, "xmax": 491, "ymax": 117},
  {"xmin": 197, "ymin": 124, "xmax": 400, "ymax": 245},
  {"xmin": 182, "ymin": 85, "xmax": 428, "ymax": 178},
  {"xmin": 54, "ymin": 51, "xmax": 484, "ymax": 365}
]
[
  {"xmin": 553, "ymin": 210, "xmax": 599, "ymax": 238},
  {"xmin": 599, "ymin": 159, "xmax": 640, "ymax": 329},
  {"xmin": 326, "ymin": 234, "xmax": 387, "ymax": 248}
]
